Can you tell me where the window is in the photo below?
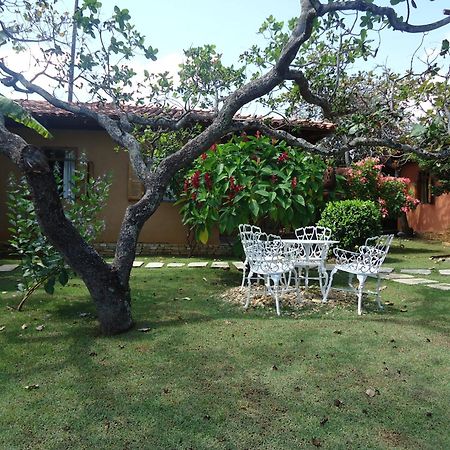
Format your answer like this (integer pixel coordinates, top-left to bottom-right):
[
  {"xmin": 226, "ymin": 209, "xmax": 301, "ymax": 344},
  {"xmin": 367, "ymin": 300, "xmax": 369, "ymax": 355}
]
[
  {"xmin": 127, "ymin": 162, "xmax": 176, "ymax": 202},
  {"xmin": 43, "ymin": 148, "xmax": 77, "ymax": 200},
  {"xmin": 417, "ymin": 171, "xmax": 434, "ymax": 204}
]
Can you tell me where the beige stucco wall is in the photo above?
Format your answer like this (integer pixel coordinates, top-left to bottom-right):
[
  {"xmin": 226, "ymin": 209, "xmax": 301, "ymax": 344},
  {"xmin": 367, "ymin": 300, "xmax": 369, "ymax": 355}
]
[{"xmin": 0, "ymin": 127, "xmax": 218, "ymax": 246}]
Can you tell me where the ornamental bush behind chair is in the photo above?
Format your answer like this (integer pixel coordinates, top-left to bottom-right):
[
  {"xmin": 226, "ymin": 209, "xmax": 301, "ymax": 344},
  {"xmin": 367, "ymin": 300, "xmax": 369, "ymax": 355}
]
[{"xmin": 323, "ymin": 234, "xmax": 394, "ymax": 315}]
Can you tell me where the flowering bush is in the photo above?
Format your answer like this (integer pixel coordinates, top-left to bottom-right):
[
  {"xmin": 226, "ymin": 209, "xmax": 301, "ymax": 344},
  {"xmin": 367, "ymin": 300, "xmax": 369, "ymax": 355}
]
[
  {"xmin": 178, "ymin": 135, "xmax": 327, "ymax": 243},
  {"xmin": 344, "ymin": 157, "xmax": 419, "ymax": 218}
]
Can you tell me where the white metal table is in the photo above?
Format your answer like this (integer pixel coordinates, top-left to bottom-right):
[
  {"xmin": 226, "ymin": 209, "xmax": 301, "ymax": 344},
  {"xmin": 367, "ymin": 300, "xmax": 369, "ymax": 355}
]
[{"xmin": 282, "ymin": 239, "xmax": 339, "ymax": 299}]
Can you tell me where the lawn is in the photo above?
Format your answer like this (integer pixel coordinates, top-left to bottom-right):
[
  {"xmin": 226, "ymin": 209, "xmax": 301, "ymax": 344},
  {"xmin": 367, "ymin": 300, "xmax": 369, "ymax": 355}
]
[{"xmin": 0, "ymin": 238, "xmax": 449, "ymax": 449}]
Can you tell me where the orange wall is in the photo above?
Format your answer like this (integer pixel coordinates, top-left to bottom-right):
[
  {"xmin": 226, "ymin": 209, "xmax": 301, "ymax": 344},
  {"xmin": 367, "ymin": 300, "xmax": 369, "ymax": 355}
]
[
  {"xmin": 401, "ymin": 163, "xmax": 450, "ymax": 236},
  {"xmin": 0, "ymin": 127, "xmax": 214, "ymax": 246}
]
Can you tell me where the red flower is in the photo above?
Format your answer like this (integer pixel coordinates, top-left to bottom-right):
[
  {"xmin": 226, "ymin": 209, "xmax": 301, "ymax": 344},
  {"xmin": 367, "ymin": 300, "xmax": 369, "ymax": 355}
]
[
  {"xmin": 291, "ymin": 177, "xmax": 297, "ymax": 189},
  {"xmin": 209, "ymin": 143, "xmax": 217, "ymax": 152},
  {"xmin": 183, "ymin": 179, "xmax": 190, "ymax": 192},
  {"xmin": 191, "ymin": 192, "xmax": 197, "ymax": 201},
  {"xmin": 277, "ymin": 151, "xmax": 289, "ymax": 163},
  {"xmin": 271, "ymin": 175, "xmax": 278, "ymax": 184},
  {"xmin": 229, "ymin": 176, "xmax": 235, "ymax": 190},
  {"xmin": 191, "ymin": 170, "xmax": 201, "ymax": 188},
  {"xmin": 204, "ymin": 172, "xmax": 213, "ymax": 190},
  {"xmin": 201, "ymin": 153, "xmax": 207, "ymax": 160}
]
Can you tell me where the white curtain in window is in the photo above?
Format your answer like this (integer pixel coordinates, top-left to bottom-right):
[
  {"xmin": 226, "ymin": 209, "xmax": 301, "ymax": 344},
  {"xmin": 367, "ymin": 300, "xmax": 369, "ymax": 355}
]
[{"xmin": 63, "ymin": 150, "xmax": 76, "ymax": 199}]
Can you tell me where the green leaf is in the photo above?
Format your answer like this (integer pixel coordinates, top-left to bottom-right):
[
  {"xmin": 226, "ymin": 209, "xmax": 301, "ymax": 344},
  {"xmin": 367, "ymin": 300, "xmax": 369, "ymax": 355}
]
[
  {"xmin": 44, "ymin": 277, "xmax": 56, "ymax": 295},
  {"xmin": 58, "ymin": 269, "xmax": 69, "ymax": 286},
  {"xmin": 198, "ymin": 227, "xmax": 209, "ymax": 244},
  {"xmin": 0, "ymin": 96, "xmax": 53, "ymax": 138},
  {"xmin": 249, "ymin": 199, "xmax": 260, "ymax": 218}
]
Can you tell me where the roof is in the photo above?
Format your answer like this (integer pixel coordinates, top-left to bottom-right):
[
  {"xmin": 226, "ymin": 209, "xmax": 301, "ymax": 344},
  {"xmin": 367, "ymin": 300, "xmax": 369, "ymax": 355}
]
[{"xmin": 11, "ymin": 99, "xmax": 335, "ymax": 141}]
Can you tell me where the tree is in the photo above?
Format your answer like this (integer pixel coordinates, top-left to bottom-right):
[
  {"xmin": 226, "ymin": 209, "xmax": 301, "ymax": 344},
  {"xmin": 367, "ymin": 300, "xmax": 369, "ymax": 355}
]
[{"xmin": 0, "ymin": 0, "xmax": 449, "ymax": 334}]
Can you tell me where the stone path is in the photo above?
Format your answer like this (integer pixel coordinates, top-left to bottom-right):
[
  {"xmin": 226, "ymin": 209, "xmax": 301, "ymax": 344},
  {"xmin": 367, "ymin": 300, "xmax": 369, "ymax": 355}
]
[
  {"xmin": 1, "ymin": 255, "xmax": 447, "ymax": 290},
  {"xmin": 0, "ymin": 264, "xmax": 19, "ymax": 272}
]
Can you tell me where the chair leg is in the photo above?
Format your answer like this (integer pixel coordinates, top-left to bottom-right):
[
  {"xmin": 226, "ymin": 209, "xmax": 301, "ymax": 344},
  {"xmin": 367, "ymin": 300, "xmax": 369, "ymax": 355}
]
[
  {"xmin": 304, "ymin": 267, "xmax": 310, "ymax": 289},
  {"xmin": 244, "ymin": 270, "xmax": 253, "ymax": 309},
  {"xmin": 272, "ymin": 277, "xmax": 281, "ymax": 316},
  {"xmin": 323, "ymin": 268, "xmax": 337, "ymax": 303},
  {"xmin": 240, "ymin": 257, "xmax": 248, "ymax": 289},
  {"xmin": 356, "ymin": 274, "xmax": 367, "ymax": 316},
  {"xmin": 319, "ymin": 265, "xmax": 328, "ymax": 297},
  {"xmin": 348, "ymin": 273, "xmax": 355, "ymax": 290},
  {"xmin": 375, "ymin": 275, "xmax": 383, "ymax": 310}
]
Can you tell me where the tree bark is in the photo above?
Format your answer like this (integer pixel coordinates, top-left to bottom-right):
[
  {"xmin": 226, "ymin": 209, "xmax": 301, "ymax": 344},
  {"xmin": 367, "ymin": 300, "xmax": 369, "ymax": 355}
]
[{"xmin": 1, "ymin": 124, "xmax": 133, "ymax": 334}]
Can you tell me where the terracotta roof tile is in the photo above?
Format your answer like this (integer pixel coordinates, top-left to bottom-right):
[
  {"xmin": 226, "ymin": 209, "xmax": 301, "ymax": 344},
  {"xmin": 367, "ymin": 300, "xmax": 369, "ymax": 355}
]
[{"xmin": 17, "ymin": 99, "xmax": 335, "ymax": 131}]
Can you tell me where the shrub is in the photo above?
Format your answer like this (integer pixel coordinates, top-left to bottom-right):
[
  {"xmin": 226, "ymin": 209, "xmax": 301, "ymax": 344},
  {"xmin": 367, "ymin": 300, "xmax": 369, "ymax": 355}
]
[
  {"xmin": 8, "ymin": 163, "xmax": 111, "ymax": 309},
  {"xmin": 178, "ymin": 135, "xmax": 327, "ymax": 243},
  {"xmin": 318, "ymin": 199, "xmax": 382, "ymax": 250},
  {"xmin": 343, "ymin": 157, "xmax": 419, "ymax": 218}
]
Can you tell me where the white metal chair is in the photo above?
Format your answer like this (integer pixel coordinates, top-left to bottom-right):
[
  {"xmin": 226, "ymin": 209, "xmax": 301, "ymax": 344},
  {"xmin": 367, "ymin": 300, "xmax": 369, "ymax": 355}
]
[
  {"xmin": 238, "ymin": 224, "xmax": 262, "ymax": 288},
  {"xmin": 294, "ymin": 226, "xmax": 332, "ymax": 296},
  {"xmin": 323, "ymin": 234, "xmax": 394, "ymax": 315},
  {"xmin": 243, "ymin": 233, "xmax": 299, "ymax": 315}
]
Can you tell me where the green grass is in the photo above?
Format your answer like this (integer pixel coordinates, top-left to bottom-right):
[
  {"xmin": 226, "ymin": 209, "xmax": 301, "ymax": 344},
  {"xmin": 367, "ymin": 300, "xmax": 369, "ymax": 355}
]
[{"xmin": 0, "ymin": 238, "xmax": 449, "ymax": 449}]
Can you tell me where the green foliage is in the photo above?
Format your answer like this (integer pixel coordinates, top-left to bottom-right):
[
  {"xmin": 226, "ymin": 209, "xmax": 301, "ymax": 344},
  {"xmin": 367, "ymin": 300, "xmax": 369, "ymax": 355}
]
[
  {"xmin": 177, "ymin": 45, "xmax": 245, "ymax": 111},
  {"xmin": 343, "ymin": 157, "xmax": 419, "ymax": 218},
  {"xmin": 178, "ymin": 136, "xmax": 327, "ymax": 243},
  {"xmin": 7, "ymin": 162, "xmax": 111, "ymax": 305},
  {"xmin": 318, "ymin": 199, "xmax": 382, "ymax": 250},
  {"xmin": 0, "ymin": 95, "xmax": 52, "ymax": 138}
]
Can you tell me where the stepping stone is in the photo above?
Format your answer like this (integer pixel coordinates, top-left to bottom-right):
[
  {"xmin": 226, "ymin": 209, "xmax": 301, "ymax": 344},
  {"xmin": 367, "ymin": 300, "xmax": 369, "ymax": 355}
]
[
  {"xmin": 391, "ymin": 278, "xmax": 438, "ymax": 285},
  {"xmin": 133, "ymin": 261, "xmax": 144, "ymax": 267},
  {"xmin": 0, "ymin": 264, "xmax": 19, "ymax": 272},
  {"xmin": 211, "ymin": 262, "xmax": 230, "ymax": 269},
  {"xmin": 166, "ymin": 263, "xmax": 185, "ymax": 268},
  {"xmin": 427, "ymin": 283, "xmax": 450, "ymax": 291},
  {"xmin": 187, "ymin": 262, "xmax": 208, "ymax": 268},
  {"xmin": 379, "ymin": 267, "xmax": 394, "ymax": 274},
  {"xmin": 400, "ymin": 269, "xmax": 431, "ymax": 275},
  {"xmin": 145, "ymin": 262, "xmax": 164, "ymax": 268},
  {"xmin": 381, "ymin": 273, "xmax": 415, "ymax": 280},
  {"xmin": 438, "ymin": 269, "xmax": 450, "ymax": 275},
  {"xmin": 232, "ymin": 261, "xmax": 245, "ymax": 271}
]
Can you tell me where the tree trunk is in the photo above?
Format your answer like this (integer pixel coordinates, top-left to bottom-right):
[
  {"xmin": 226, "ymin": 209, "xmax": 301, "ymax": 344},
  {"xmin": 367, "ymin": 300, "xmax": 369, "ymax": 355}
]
[{"xmin": 84, "ymin": 268, "xmax": 133, "ymax": 335}]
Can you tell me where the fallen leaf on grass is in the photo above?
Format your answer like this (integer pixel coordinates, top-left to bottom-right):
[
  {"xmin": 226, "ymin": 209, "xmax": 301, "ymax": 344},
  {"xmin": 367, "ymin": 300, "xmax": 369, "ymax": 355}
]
[
  {"xmin": 334, "ymin": 399, "xmax": 343, "ymax": 407},
  {"xmin": 400, "ymin": 308, "xmax": 408, "ymax": 313},
  {"xmin": 21, "ymin": 324, "xmax": 27, "ymax": 330},
  {"xmin": 426, "ymin": 411, "xmax": 433, "ymax": 417},
  {"xmin": 320, "ymin": 417, "xmax": 329, "ymax": 426},
  {"xmin": 181, "ymin": 297, "xmax": 192, "ymax": 301},
  {"xmin": 35, "ymin": 325, "xmax": 45, "ymax": 331},
  {"xmin": 137, "ymin": 327, "xmax": 151, "ymax": 333},
  {"xmin": 271, "ymin": 365, "xmax": 278, "ymax": 371},
  {"xmin": 384, "ymin": 301, "xmax": 394, "ymax": 306},
  {"xmin": 24, "ymin": 384, "xmax": 39, "ymax": 390},
  {"xmin": 333, "ymin": 330, "xmax": 342, "ymax": 335},
  {"xmin": 365, "ymin": 388, "xmax": 377, "ymax": 398},
  {"xmin": 202, "ymin": 277, "xmax": 207, "ymax": 282},
  {"xmin": 79, "ymin": 312, "xmax": 90, "ymax": 318},
  {"xmin": 0, "ymin": 326, "xmax": 5, "ymax": 332},
  {"xmin": 311, "ymin": 438, "xmax": 322, "ymax": 447}
]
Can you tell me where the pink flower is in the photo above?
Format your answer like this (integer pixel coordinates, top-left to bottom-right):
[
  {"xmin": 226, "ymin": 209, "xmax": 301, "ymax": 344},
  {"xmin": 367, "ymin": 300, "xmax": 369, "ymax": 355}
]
[
  {"xmin": 201, "ymin": 153, "xmax": 207, "ymax": 160},
  {"xmin": 210, "ymin": 143, "xmax": 217, "ymax": 152},
  {"xmin": 291, "ymin": 177, "xmax": 297, "ymax": 189}
]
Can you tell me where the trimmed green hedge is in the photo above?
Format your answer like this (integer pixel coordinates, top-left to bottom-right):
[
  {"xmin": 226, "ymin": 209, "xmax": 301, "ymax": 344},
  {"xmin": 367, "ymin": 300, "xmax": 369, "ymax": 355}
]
[{"xmin": 318, "ymin": 199, "xmax": 382, "ymax": 250}]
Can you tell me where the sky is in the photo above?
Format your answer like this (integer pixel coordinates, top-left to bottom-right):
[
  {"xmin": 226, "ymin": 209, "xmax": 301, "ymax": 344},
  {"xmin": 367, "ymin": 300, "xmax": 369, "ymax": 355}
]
[
  {"xmin": 121, "ymin": 0, "xmax": 450, "ymax": 73},
  {"xmin": 2, "ymin": 0, "xmax": 450, "ymax": 103}
]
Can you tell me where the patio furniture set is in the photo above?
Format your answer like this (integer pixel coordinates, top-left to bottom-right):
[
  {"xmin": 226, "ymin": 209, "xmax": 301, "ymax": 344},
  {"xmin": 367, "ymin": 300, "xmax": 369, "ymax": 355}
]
[{"xmin": 238, "ymin": 224, "xmax": 394, "ymax": 316}]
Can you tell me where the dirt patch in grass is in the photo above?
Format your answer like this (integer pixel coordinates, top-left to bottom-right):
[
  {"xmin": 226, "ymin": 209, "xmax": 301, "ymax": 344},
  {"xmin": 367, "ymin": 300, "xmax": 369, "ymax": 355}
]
[{"xmin": 220, "ymin": 285, "xmax": 356, "ymax": 312}]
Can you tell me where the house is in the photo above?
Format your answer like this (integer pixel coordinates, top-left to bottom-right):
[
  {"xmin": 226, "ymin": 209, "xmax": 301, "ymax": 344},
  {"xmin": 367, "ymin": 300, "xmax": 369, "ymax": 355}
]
[
  {"xmin": 0, "ymin": 100, "xmax": 335, "ymax": 255},
  {"xmin": 400, "ymin": 161, "xmax": 450, "ymax": 241}
]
